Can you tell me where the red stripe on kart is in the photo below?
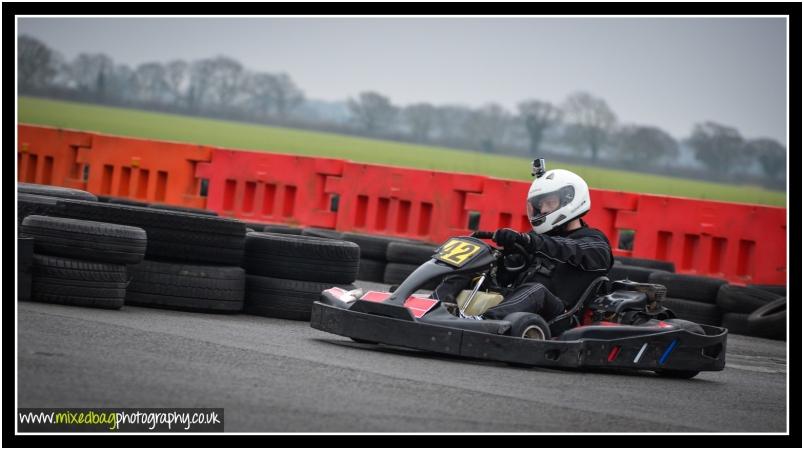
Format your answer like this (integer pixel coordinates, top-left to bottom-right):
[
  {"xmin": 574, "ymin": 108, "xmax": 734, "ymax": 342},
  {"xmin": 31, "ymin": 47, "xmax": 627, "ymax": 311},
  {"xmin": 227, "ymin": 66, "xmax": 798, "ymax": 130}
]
[
  {"xmin": 607, "ymin": 345, "xmax": 621, "ymax": 362},
  {"xmin": 359, "ymin": 291, "xmax": 438, "ymax": 318},
  {"xmin": 360, "ymin": 291, "xmax": 391, "ymax": 302}
]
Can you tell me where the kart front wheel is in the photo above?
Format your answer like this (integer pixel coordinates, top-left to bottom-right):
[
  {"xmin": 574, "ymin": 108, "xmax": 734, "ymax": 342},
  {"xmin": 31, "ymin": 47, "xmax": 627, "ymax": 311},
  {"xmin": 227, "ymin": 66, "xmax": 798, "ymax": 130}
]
[{"xmin": 504, "ymin": 312, "xmax": 551, "ymax": 340}]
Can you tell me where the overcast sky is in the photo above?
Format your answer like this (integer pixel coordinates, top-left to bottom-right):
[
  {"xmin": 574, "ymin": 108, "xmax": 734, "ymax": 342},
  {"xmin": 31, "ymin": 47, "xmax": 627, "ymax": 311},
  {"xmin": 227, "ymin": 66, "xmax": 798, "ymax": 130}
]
[{"xmin": 18, "ymin": 16, "xmax": 788, "ymax": 143}]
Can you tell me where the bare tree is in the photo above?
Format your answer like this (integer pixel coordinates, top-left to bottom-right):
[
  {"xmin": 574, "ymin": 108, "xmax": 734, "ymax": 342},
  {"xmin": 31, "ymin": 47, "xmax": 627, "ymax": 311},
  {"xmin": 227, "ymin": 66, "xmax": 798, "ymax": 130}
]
[
  {"xmin": 68, "ymin": 53, "xmax": 115, "ymax": 99},
  {"xmin": 687, "ymin": 121, "xmax": 746, "ymax": 174},
  {"xmin": 432, "ymin": 105, "xmax": 473, "ymax": 142},
  {"xmin": 464, "ymin": 103, "xmax": 511, "ymax": 153},
  {"xmin": 348, "ymin": 91, "xmax": 397, "ymax": 134},
  {"xmin": 271, "ymin": 73, "xmax": 305, "ymax": 119},
  {"xmin": 562, "ymin": 91, "xmax": 617, "ymax": 161},
  {"xmin": 745, "ymin": 137, "xmax": 786, "ymax": 179},
  {"xmin": 403, "ymin": 102, "xmax": 437, "ymax": 142},
  {"xmin": 106, "ymin": 64, "xmax": 137, "ymax": 103},
  {"xmin": 517, "ymin": 99, "xmax": 562, "ymax": 157},
  {"xmin": 18, "ymin": 34, "xmax": 58, "ymax": 91},
  {"xmin": 207, "ymin": 56, "xmax": 244, "ymax": 109},
  {"xmin": 243, "ymin": 72, "xmax": 276, "ymax": 118},
  {"xmin": 165, "ymin": 59, "xmax": 190, "ymax": 106},
  {"xmin": 134, "ymin": 62, "xmax": 169, "ymax": 103},
  {"xmin": 615, "ymin": 124, "xmax": 680, "ymax": 168},
  {"xmin": 188, "ymin": 58, "xmax": 217, "ymax": 111}
]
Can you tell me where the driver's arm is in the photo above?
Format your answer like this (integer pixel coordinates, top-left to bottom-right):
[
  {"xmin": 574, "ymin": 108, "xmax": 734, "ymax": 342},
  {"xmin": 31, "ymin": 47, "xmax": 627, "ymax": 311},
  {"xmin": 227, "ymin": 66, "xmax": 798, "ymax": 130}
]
[{"xmin": 523, "ymin": 231, "xmax": 612, "ymax": 272}]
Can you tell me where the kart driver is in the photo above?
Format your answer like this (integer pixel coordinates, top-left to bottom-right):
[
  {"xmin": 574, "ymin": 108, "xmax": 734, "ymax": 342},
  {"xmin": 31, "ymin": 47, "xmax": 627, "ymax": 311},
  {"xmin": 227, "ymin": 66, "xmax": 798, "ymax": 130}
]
[{"xmin": 432, "ymin": 167, "xmax": 613, "ymax": 321}]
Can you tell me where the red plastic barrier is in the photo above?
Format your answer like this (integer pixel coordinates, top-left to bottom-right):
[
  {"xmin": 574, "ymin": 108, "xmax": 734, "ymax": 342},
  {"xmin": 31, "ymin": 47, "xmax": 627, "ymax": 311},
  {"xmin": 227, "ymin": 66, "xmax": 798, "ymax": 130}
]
[
  {"xmin": 626, "ymin": 194, "xmax": 786, "ymax": 285},
  {"xmin": 465, "ymin": 178, "xmax": 532, "ymax": 232},
  {"xmin": 326, "ymin": 163, "xmax": 485, "ymax": 243},
  {"xmin": 17, "ymin": 125, "xmax": 91, "ymax": 189},
  {"xmin": 196, "ymin": 149, "xmax": 344, "ymax": 228},
  {"xmin": 81, "ymin": 133, "xmax": 212, "ymax": 207},
  {"xmin": 587, "ymin": 189, "xmax": 641, "ymax": 256},
  {"xmin": 16, "ymin": 125, "xmax": 786, "ymax": 285}
]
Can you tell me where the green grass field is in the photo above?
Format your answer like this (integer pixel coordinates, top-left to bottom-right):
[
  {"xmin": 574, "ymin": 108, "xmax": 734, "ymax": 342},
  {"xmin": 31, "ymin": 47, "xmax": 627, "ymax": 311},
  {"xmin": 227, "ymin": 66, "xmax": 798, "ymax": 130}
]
[{"xmin": 18, "ymin": 97, "xmax": 786, "ymax": 207}]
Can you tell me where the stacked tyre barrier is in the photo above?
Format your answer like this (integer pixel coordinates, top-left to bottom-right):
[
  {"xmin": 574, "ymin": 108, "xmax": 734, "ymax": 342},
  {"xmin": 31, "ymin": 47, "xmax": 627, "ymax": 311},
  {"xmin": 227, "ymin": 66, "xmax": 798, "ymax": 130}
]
[
  {"xmin": 54, "ymin": 197, "xmax": 247, "ymax": 313},
  {"xmin": 716, "ymin": 284, "xmax": 786, "ymax": 340},
  {"xmin": 609, "ymin": 256, "xmax": 675, "ymax": 283},
  {"xmin": 242, "ymin": 232, "xmax": 359, "ymax": 320},
  {"xmin": 385, "ymin": 242, "xmax": 439, "ymax": 290},
  {"xmin": 18, "ymin": 235, "xmax": 34, "ymax": 302},
  {"xmin": 21, "ymin": 214, "xmax": 146, "ymax": 310},
  {"xmin": 609, "ymin": 255, "xmax": 786, "ymax": 340},
  {"xmin": 647, "ymin": 272, "xmax": 728, "ymax": 327}
]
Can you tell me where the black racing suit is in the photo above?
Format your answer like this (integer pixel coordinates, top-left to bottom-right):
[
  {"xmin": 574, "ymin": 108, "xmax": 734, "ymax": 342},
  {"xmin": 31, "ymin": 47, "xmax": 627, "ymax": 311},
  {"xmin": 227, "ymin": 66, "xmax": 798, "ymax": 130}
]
[{"xmin": 431, "ymin": 219, "xmax": 614, "ymax": 321}]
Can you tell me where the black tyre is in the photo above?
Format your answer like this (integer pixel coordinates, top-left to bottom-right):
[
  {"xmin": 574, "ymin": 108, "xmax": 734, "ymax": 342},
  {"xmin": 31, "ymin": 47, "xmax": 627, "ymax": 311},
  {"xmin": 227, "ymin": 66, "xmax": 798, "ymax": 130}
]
[
  {"xmin": 746, "ymin": 297, "xmax": 786, "ymax": 340},
  {"xmin": 21, "ymin": 215, "xmax": 147, "ymax": 265},
  {"xmin": 97, "ymin": 195, "xmax": 150, "ymax": 207},
  {"xmin": 747, "ymin": 284, "xmax": 786, "ymax": 297},
  {"xmin": 357, "ymin": 258, "xmax": 386, "ymax": 283},
  {"xmin": 244, "ymin": 232, "xmax": 359, "ymax": 284},
  {"xmin": 504, "ymin": 312, "xmax": 552, "ymax": 340},
  {"xmin": 18, "ymin": 193, "xmax": 61, "ymax": 224},
  {"xmin": 301, "ymin": 227, "xmax": 343, "ymax": 240},
  {"xmin": 126, "ymin": 259, "xmax": 245, "ymax": 313},
  {"xmin": 383, "ymin": 263, "xmax": 439, "ymax": 290},
  {"xmin": 608, "ymin": 264, "xmax": 667, "ymax": 283},
  {"xmin": 716, "ymin": 284, "xmax": 780, "ymax": 314},
  {"xmin": 721, "ymin": 312, "xmax": 751, "ymax": 335},
  {"xmin": 17, "ymin": 182, "xmax": 97, "ymax": 201},
  {"xmin": 54, "ymin": 198, "xmax": 246, "ymax": 265},
  {"xmin": 262, "ymin": 224, "xmax": 304, "ymax": 235},
  {"xmin": 386, "ymin": 242, "xmax": 437, "ymax": 265},
  {"xmin": 30, "ymin": 254, "xmax": 127, "ymax": 309},
  {"xmin": 149, "ymin": 203, "xmax": 218, "ymax": 216},
  {"xmin": 662, "ymin": 297, "xmax": 721, "ymax": 326},
  {"xmin": 648, "ymin": 272, "xmax": 727, "ymax": 304},
  {"xmin": 614, "ymin": 256, "xmax": 675, "ymax": 273},
  {"xmin": 244, "ymin": 275, "xmax": 356, "ymax": 321},
  {"xmin": 342, "ymin": 232, "xmax": 416, "ymax": 260},
  {"xmin": 19, "ymin": 236, "xmax": 34, "ymax": 302}
]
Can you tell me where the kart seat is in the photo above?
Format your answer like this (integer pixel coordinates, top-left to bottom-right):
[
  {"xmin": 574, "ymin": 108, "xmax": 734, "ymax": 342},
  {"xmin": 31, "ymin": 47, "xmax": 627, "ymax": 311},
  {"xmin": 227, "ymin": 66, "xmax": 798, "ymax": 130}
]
[{"xmin": 547, "ymin": 276, "xmax": 610, "ymax": 336}]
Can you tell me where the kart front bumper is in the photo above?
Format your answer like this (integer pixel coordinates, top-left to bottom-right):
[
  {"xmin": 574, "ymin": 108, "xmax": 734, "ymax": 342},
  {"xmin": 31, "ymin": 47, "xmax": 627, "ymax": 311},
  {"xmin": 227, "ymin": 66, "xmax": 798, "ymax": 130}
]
[{"xmin": 310, "ymin": 301, "xmax": 727, "ymax": 373}]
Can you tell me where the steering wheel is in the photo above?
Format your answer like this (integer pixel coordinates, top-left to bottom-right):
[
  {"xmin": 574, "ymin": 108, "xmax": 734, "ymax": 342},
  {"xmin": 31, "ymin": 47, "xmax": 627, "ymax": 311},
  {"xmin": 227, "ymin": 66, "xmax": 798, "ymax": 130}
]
[{"xmin": 471, "ymin": 231, "xmax": 530, "ymax": 272}]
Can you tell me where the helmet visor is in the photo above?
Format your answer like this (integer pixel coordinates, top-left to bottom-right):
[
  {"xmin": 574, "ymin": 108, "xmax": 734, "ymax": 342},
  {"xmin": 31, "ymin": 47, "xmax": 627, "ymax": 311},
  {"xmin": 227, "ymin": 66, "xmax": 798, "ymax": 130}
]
[{"xmin": 527, "ymin": 185, "xmax": 575, "ymax": 226}]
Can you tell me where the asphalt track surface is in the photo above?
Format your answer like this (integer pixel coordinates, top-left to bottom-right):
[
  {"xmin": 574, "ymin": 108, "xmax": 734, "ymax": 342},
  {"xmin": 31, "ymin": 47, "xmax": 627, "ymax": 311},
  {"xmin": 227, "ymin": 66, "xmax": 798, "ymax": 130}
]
[{"xmin": 17, "ymin": 281, "xmax": 787, "ymax": 433}]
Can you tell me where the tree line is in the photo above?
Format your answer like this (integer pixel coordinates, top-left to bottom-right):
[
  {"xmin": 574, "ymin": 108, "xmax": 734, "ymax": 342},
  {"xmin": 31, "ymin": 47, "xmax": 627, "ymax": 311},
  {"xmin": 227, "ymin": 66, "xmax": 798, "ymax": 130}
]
[{"xmin": 18, "ymin": 34, "xmax": 786, "ymax": 188}]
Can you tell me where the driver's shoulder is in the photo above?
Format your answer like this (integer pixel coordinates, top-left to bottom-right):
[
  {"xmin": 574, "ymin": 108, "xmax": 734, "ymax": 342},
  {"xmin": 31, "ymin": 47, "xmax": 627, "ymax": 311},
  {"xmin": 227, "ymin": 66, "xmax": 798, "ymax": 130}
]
[{"xmin": 567, "ymin": 225, "xmax": 610, "ymax": 242}]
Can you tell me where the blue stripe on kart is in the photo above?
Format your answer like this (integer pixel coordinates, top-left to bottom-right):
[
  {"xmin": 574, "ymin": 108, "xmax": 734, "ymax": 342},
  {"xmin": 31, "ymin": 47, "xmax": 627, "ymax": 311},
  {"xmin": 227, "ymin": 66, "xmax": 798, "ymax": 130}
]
[{"xmin": 659, "ymin": 339, "xmax": 678, "ymax": 365}]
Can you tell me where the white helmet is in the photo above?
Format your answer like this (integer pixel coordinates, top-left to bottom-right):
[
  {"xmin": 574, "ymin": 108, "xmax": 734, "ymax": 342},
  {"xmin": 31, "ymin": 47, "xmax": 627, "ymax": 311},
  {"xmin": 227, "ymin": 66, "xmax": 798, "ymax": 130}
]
[{"xmin": 526, "ymin": 168, "xmax": 591, "ymax": 234}]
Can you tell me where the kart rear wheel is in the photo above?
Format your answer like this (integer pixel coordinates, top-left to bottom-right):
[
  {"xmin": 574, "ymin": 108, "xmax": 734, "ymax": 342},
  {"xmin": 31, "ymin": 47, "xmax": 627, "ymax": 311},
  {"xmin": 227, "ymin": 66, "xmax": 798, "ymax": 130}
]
[{"xmin": 504, "ymin": 312, "xmax": 551, "ymax": 340}]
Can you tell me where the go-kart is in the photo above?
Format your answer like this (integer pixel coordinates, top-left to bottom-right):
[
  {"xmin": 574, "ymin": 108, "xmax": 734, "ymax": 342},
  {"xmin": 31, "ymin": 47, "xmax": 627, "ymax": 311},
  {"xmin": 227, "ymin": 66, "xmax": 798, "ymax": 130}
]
[{"xmin": 310, "ymin": 231, "xmax": 727, "ymax": 379}]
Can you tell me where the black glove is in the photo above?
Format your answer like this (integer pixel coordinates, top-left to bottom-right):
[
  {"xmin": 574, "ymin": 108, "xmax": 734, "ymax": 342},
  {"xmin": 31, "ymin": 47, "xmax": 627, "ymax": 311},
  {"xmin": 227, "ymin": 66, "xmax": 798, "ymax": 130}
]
[{"xmin": 491, "ymin": 228, "xmax": 531, "ymax": 248}]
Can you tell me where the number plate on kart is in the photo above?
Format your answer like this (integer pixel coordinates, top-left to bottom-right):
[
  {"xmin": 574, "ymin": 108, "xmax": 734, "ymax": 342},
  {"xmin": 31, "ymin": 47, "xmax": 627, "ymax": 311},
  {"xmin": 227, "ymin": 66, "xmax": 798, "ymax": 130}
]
[{"xmin": 435, "ymin": 238, "xmax": 483, "ymax": 267}]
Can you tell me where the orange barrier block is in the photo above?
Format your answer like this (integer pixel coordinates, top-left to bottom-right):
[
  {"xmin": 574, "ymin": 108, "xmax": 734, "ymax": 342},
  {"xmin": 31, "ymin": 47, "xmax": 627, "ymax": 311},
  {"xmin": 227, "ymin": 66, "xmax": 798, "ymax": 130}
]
[
  {"xmin": 465, "ymin": 178, "xmax": 532, "ymax": 233},
  {"xmin": 628, "ymin": 194, "xmax": 786, "ymax": 285},
  {"xmin": 196, "ymin": 149, "xmax": 344, "ymax": 227},
  {"xmin": 327, "ymin": 163, "xmax": 485, "ymax": 243},
  {"xmin": 18, "ymin": 125, "xmax": 92, "ymax": 189},
  {"xmin": 587, "ymin": 189, "xmax": 641, "ymax": 256},
  {"xmin": 81, "ymin": 133, "xmax": 212, "ymax": 208}
]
